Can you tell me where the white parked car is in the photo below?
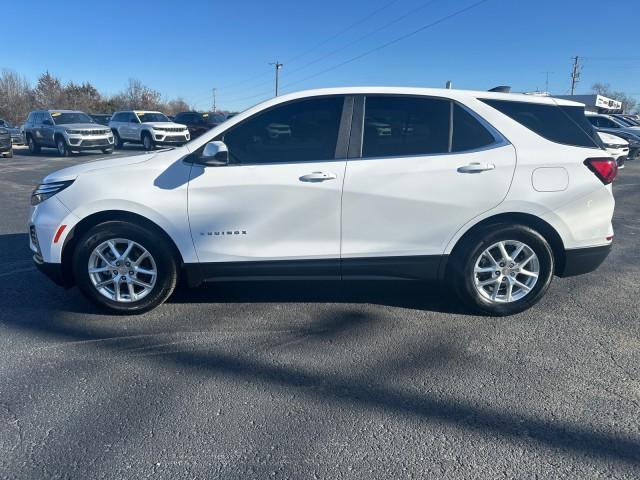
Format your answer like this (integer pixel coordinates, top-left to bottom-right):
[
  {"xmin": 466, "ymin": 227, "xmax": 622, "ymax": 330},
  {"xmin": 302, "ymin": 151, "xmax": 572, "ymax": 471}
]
[
  {"xmin": 29, "ymin": 87, "xmax": 616, "ymax": 315},
  {"xmin": 109, "ymin": 111, "xmax": 190, "ymax": 150},
  {"xmin": 597, "ymin": 131, "xmax": 628, "ymax": 169}
]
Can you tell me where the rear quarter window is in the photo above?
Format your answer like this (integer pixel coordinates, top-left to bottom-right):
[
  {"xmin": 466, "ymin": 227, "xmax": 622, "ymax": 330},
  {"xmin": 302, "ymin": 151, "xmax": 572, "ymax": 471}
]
[{"xmin": 480, "ymin": 99, "xmax": 598, "ymax": 148}]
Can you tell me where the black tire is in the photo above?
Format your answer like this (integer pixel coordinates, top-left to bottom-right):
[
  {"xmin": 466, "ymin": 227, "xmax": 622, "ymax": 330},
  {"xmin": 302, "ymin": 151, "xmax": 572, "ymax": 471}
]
[
  {"xmin": 27, "ymin": 134, "xmax": 40, "ymax": 154},
  {"xmin": 448, "ymin": 224, "xmax": 554, "ymax": 316},
  {"xmin": 72, "ymin": 221, "xmax": 178, "ymax": 314},
  {"xmin": 56, "ymin": 136, "xmax": 70, "ymax": 157},
  {"xmin": 112, "ymin": 130, "xmax": 123, "ymax": 149},
  {"xmin": 5, "ymin": 147, "xmax": 12, "ymax": 158},
  {"xmin": 142, "ymin": 132, "xmax": 155, "ymax": 151}
]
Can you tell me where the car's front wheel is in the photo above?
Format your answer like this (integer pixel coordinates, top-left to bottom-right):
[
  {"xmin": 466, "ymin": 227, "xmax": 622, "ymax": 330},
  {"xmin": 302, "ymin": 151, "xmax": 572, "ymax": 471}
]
[
  {"xmin": 449, "ymin": 224, "xmax": 554, "ymax": 316},
  {"xmin": 142, "ymin": 132, "xmax": 155, "ymax": 151},
  {"xmin": 56, "ymin": 136, "xmax": 70, "ymax": 157},
  {"xmin": 72, "ymin": 221, "xmax": 178, "ymax": 313},
  {"xmin": 27, "ymin": 135, "xmax": 40, "ymax": 154}
]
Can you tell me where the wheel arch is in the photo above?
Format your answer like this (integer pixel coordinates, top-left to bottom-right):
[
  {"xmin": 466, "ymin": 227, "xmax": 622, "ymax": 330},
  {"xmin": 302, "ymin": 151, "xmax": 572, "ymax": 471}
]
[
  {"xmin": 60, "ymin": 210, "xmax": 185, "ymax": 286},
  {"xmin": 445, "ymin": 212, "xmax": 566, "ymax": 277}
]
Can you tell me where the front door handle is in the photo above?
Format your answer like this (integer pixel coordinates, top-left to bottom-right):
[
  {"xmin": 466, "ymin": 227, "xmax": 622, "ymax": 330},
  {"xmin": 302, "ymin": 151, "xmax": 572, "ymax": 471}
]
[
  {"xmin": 457, "ymin": 162, "xmax": 495, "ymax": 173},
  {"xmin": 299, "ymin": 172, "xmax": 338, "ymax": 182}
]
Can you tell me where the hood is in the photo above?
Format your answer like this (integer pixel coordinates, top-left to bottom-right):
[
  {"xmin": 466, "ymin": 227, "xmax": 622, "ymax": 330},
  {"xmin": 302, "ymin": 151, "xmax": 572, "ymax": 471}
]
[
  {"xmin": 597, "ymin": 131, "xmax": 628, "ymax": 146},
  {"xmin": 57, "ymin": 123, "xmax": 108, "ymax": 131},
  {"xmin": 144, "ymin": 122, "xmax": 187, "ymax": 129},
  {"xmin": 43, "ymin": 152, "xmax": 157, "ymax": 183}
]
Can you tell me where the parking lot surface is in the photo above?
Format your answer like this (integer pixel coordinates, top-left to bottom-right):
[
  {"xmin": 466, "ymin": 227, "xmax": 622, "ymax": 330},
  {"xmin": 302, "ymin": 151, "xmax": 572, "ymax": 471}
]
[{"xmin": 1, "ymin": 147, "xmax": 639, "ymax": 479}]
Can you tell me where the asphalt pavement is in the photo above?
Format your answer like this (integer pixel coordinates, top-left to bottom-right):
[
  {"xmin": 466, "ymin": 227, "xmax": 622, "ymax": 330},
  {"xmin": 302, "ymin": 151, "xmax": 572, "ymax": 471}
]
[{"xmin": 0, "ymin": 146, "xmax": 639, "ymax": 479}]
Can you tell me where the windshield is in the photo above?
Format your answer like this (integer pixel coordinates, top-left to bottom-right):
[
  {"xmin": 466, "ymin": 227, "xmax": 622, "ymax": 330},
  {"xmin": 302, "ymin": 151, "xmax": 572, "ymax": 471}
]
[
  {"xmin": 136, "ymin": 112, "xmax": 169, "ymax": 123},
  {"xmin": 51, "ymin": 112, "xmax": 94, "ymax": 125}
]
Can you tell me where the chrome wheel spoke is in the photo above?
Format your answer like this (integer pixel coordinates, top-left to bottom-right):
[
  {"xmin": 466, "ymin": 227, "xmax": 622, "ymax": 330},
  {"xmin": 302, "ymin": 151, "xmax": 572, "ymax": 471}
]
[
  {"xmin": 519, "ymin": 269, "xmax": 538, "ymax": 278},
  {"xmin": 127, "ymin": 282, "xmax": 137, "ymax": 301},
  {"xmin": 135, "ymin": 266, "xmax": 155, "ymax": 276},
  {"xmin": 121, "ymin": 241, "xmax": 134, "ymax": 262},
  {"xmin": 474, "ymin": 266, "xmax": 496, "ymax": 274},
  {"xmin": 89, "ymin": 266, "xmax": 111, "ymax": 274},
  {"xmin": 131, "ymin": 278, "xmax": 153, "ymax": 289},
  {"xmin": 498, "ymin": 242, "xmax": 510, "ymax": 262},
  {"xmin": 505, "ymin": 281, "xmax": 514, "ymax": 302},
  {"xmin": 97, "ymin": 251, "xmax": 113, "ymax": 267},
  {"xmin": 478, "ymin": 277, "xmax": 499, "ymax": 287},
  {"xmin": 520, "ymin": 253, "xmax": 536, "ymax": 268},
  {"xmin": 95, "ymin": 278, "xmax": 115, "ymax": 288}
]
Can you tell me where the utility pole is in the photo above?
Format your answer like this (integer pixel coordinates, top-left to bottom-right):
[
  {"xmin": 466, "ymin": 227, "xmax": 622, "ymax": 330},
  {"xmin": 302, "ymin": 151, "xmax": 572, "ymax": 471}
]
[
  {"xmin": 212, "ymin": 88, "xmax": 217, "ymax": 112},
  {"xmin": 270, "ymin": 61, "xmax": 283, "ymax": 96},
  {"xmin": 570, "ymin": 56, "xmax": 581, "ymax": 95},
  {"xmin": 542, "ymin": 71, "xmax": 553, "ymax": 93}
]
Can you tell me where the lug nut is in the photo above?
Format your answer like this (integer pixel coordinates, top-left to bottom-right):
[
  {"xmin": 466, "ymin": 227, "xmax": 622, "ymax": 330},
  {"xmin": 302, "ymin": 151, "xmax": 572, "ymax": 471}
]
[
  {"xmin": 121, "ymin": 276, "xmax": 126, "ymax": 281},
  {"xmin": 125, "ymin": 262, "xmax": 131, "ymax": 267},
  {"xmin": 499, "ymin": 262, "xmax": 505, "ymax": 267},
  {"xmin": 113, "ymin": 270, "xmax": 118, "ymax": 275},
  {"xmin": 115, "ymin": 261, "xmax": 121, "ymax": 266},
  {"xmin": 129, "ymin": 271, "xmax": 134, "ymax": 275}
]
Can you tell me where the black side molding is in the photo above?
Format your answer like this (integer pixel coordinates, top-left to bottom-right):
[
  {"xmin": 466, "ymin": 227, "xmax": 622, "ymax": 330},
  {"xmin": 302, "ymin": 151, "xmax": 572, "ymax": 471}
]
[
  {"xmin": 183, "ymin": 255, "xmax": 448, "ymax": 287},
  {"xmin": 556, "ymin": 244, "xmax": 612, "ymax": 277}
]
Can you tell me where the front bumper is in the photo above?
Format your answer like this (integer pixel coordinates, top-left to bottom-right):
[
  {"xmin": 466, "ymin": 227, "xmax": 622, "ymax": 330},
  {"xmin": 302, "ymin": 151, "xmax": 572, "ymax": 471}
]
[
  {"xmin": 33, "ymin": 255, "xmax": 71, "ymax": 287},
  {"xmin": 66, "ymin": 133, "xmax": 114, "ymax": 150},
  {"xmin": 556, "ymin": 244, "xmax": 612, "ymax": 277}
]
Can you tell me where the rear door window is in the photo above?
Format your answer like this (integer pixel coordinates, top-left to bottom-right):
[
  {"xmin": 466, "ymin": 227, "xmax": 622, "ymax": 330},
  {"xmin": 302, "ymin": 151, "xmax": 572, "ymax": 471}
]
[{"xmin": 480, "ymin": 98, "xmax": 598, "ymax": 148}]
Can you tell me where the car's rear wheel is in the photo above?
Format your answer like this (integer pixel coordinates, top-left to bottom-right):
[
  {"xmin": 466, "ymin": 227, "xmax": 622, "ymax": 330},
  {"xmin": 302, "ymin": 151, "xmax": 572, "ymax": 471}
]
[
  {"xmin": 72, "ymin": 221, "xmax": 178, "ymax": 314},
  {"xmin": 142, "ymin": 132, "xmax": 155, "ymax": 151},
  {"xmin": 449, "ymin": 224, "xmax": 554, "ymax": 316},
  {"xmin": 56, "ymin": 136, "xmax": 70, "ymax": 157},
  {"xmin": 27, "ymin": 135, "xmax": 40, "ymax": 154}
]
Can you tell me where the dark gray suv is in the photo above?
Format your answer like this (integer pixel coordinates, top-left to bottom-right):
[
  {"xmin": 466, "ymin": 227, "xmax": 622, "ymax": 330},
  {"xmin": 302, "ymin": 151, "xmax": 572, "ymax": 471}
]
[{"xmin": 24, "ymin": 110, "xmax": 114, "ymax": 156}]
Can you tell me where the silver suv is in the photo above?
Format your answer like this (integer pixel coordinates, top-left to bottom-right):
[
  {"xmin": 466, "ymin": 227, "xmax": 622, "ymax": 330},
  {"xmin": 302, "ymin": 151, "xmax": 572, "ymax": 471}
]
[
  {"xmin": 109, "ymin": 111, "xmax": 190, "ymax": 150},
  {"xmin": 23, "ymin": 110, "xmax": 114, "ymax": 156}
]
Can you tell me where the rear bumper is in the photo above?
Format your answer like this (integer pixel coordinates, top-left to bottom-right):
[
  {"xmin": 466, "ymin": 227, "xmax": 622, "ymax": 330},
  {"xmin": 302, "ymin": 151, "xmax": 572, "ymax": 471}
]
[{"xmin": 556, "ymin": 244, "xmax": 612, "ymax": 277}]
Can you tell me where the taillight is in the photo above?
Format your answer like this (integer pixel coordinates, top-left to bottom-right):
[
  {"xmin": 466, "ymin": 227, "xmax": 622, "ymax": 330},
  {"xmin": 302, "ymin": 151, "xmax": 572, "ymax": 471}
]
[{"xmin": 584, "ymin": 157, "xmax": 617, "ymax": 185}]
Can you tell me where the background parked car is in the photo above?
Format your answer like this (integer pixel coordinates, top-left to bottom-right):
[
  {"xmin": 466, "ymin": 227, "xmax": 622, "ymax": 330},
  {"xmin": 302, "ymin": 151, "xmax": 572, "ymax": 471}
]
[
  {"xmin": 587, "ymin": 113, "xmax": 640, "ymax": 160},
  {"xmin": 0, "ymin": 126, "xmax": 12, "ymax": 157},
  {"xmin": 598, "ymin": 131, "xmax": 628, "ymax": 168},
  {"xmin": 173, "ymin": 111, "xmax": 227, "ymax": 139},
  {"xmin": 23, "ymin": 110, "xmax": 114, "ymax": 156},
  {"xmin": 109, "ymin": 111, "xmax": 190, "ymax": 150},
  {"xmin": 0, "ymin": 118, "xmax": 24, "ymax": 145},
  {"xmin": 90, "ymin": 114, "xmax": 112, "ymax": 126}
]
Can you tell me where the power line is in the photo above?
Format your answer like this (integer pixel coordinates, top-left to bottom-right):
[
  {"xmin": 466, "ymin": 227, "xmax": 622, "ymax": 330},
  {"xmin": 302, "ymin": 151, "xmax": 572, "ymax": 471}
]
[
  {"xmin": 279, "ymin": 0, "xmax": 491, "ymax": 93},
  {"xmin": 219, "ymin": 0, "xmax": 492, "ymax": 108},
  {"xmin": 215, "ymin": 0, "xmax": 441, "ymax": 102},
  {"xmin": 187, "ymin": 0, "xmax": 402, "ymax": 104}
]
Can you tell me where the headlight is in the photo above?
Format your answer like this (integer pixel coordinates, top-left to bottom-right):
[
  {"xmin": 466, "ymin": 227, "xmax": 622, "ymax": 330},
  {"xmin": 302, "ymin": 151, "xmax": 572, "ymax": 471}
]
[
  {"xmin": 153, "ymin": 127, "xmax": 165, "ymax": 132},
  {"xmin": 31, "ymin": 180, "xmax": 74, "ymax": 206},
  {"xmin": 65, "ymin": 128, "xmax": 81, "ymax": 134},
  {"xmin": 603, "ymin": 143, "xmax": 621, "ymax": 149}
]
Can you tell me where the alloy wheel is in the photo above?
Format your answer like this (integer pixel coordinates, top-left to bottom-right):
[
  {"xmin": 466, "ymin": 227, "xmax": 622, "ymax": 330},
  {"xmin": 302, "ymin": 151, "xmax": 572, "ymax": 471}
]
[
  {"xmin": 88, "ymin": 238, "xmax": 157, "ymax": 303},
  {"xmin": 473, "ymin": 240, "xmax": 540, "ymax": 303}
]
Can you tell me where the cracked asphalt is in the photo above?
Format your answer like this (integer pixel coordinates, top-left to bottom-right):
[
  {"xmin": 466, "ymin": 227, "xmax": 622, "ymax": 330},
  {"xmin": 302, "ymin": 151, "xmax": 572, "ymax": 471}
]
[{"xmin": 1, "ymin": 146, "xmax": 639, "ymax": 479}]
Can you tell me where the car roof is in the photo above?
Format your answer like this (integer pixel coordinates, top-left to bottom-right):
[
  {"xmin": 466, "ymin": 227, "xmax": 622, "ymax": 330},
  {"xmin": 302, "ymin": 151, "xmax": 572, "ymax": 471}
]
[{"xmin": 262, "ymin": 86, "xmax": 585, "ymax": 107}]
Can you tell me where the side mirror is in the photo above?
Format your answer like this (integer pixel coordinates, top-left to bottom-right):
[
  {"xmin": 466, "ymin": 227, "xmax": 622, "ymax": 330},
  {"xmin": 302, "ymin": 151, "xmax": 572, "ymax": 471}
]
[
  {"xmin": 42, "ymin": 119, "xmax": 53, "ymax": 126},
  {"xmin": 199, "ymin": 141, "xmax": 229, "ymax": 166}
]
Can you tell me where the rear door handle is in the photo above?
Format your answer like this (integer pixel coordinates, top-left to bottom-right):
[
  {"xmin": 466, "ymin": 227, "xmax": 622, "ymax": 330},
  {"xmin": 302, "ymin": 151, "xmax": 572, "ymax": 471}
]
[
  {"xmin": 299, "ymin": 172, "xmax": 338, "ymax": 182},
  {"xmin": 457, "ymin": 162, "xmax": 495, "ymax": 173}
]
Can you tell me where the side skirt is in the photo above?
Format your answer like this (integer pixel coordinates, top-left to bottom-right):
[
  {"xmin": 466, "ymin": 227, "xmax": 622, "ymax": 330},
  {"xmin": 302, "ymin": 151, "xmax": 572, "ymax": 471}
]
[{"xmin": 183, "ymin": 255, "xmax": 448, "ymax": 287}]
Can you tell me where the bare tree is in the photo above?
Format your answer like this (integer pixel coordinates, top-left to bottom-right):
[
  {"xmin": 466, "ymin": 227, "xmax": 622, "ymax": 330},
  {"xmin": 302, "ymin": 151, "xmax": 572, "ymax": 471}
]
[
  {"xmin": 34, "ymin": 71, "xmax": 64, "ymax": 109},
  {"xmin": 162, "ymin": 97, "xmax": 191, "ymax": 115},
  {"xmin": 0, "ymin": 69, "xmax": 34, "ymax": 124}
]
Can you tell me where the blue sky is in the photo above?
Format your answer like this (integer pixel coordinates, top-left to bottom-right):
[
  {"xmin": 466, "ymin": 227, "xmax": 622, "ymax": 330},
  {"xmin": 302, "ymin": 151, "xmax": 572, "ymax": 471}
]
[{"xmin": 4, "ymin": 0, "xmax": 640, "ymax": 111}]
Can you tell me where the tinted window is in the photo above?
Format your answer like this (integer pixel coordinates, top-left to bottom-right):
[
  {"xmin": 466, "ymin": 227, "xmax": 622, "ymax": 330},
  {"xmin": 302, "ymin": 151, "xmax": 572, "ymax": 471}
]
[
  {"xmin": 363, "ymin": 96, "xmax": 451, "ymax": 157},
  {"xmin": 222, "ymin": 96, "xmax": 344, "ymax": 164},
  {"xmin": 137, "ymin": 112, "xmax": 169, "ymax": 123},
  {"xmin": 481, "ymin": 99, "xmax": 598, "ymax": 148},
  {"xmin": 451, "ymin": 104, "xmax": 495, "ymax": 152}
]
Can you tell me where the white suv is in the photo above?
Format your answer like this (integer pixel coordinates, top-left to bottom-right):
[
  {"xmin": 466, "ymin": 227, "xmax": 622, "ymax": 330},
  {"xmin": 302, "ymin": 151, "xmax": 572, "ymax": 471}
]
[
  {"xmin": 109, "ymin": 111, "xmax": 190, "ymax": 150},
  {"xmin": 29, "ymin": 87, "xmax": 616, "ymax": 315}
]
